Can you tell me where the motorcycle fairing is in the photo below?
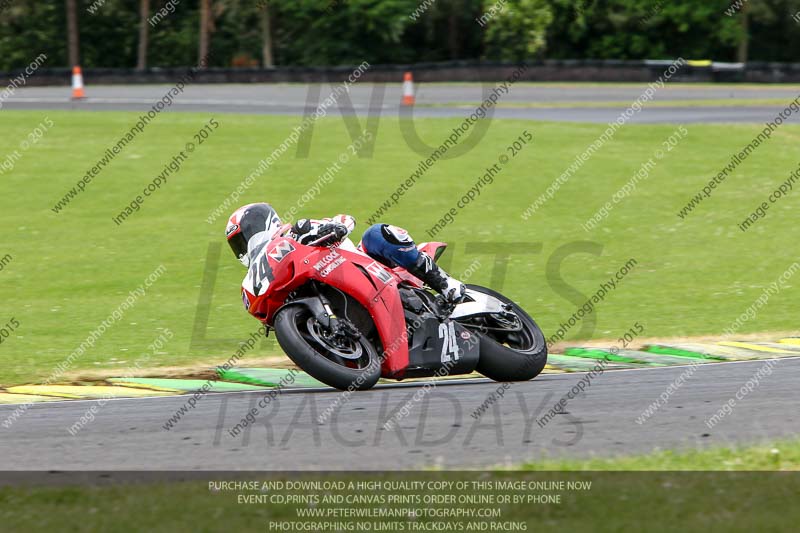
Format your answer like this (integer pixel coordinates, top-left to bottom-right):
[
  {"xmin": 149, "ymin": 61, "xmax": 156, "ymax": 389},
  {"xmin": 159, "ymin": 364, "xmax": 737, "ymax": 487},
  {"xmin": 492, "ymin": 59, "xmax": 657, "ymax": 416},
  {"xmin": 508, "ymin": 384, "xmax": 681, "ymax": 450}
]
[
  {"xmin": 403, "ymin": 312, "xmax": 480, "ymax": 379},
  {"xmin": 249, "ymin": 238, "xmax": 411, "ymax": 378}
]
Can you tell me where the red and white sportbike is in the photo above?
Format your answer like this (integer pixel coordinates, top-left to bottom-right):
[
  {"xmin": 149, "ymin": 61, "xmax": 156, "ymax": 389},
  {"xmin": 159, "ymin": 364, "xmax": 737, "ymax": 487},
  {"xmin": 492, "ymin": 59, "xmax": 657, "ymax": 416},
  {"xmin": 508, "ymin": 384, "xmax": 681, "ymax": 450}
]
[{"xmin": 242, "ymin": 227, "xmax": 547, "ymax": 391}]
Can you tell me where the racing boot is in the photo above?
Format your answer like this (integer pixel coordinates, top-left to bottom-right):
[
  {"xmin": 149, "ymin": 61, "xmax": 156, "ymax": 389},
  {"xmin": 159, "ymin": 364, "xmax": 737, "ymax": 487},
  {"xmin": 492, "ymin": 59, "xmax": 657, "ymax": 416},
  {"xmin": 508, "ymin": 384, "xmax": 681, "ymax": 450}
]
[{"xmin": 407, "ymin": 253, "xmax": 466, "ymax": 304}]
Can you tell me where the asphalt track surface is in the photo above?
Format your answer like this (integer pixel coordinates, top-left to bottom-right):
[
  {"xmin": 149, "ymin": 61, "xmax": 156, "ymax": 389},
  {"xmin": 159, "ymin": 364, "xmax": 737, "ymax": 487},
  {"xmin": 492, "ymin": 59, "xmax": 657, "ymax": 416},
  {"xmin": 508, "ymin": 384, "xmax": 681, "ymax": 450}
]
[
  {"xmin": 4, "ymin": 84, "xmax": 800, "ymax": 123},
  {"xmin": 1, "ymin": 358, "xmax": 797, "ymax": 470}
]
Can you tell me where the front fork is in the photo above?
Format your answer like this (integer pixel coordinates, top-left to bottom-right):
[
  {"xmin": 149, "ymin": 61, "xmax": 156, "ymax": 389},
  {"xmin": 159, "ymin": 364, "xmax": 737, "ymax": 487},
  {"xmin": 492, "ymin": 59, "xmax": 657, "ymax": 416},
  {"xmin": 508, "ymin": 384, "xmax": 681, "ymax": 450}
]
[{"xmin": 310, "ymin": 282, "xmax": 361, "ymax": 339}]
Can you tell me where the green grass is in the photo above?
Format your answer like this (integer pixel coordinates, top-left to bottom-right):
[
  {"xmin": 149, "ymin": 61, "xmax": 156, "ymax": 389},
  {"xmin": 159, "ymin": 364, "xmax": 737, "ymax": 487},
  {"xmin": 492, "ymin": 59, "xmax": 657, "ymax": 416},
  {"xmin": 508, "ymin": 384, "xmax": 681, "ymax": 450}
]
[
  {"xmin": 2, "ymin": 440, "xmax": 799, "ymax": 532},
  {"xmin": 516, "ymin": 438, "xmax": 800, "ymax": 470},
  {"xmin": 1, "ymin": 110, "xmax": 799, "ymax": 386}
]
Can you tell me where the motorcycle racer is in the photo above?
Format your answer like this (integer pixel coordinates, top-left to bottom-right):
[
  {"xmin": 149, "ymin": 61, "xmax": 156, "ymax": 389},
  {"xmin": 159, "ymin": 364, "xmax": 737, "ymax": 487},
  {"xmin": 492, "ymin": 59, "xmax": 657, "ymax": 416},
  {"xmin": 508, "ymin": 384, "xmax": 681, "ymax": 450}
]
[{"xmin": 225, "ymin": 202, "xmax": 466, "ymax": 303}]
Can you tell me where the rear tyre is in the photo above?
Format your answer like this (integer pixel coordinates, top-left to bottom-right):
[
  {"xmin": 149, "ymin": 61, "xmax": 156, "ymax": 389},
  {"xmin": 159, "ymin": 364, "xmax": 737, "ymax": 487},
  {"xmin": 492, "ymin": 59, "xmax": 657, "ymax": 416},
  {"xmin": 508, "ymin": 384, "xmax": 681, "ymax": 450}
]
[
  {"xmin": 460, "ymin": 284, "xmax": 547, "ymax": 382},
  {"xmin": 274, "ymin": 305, "xmax": 381, "ymax": 391}
]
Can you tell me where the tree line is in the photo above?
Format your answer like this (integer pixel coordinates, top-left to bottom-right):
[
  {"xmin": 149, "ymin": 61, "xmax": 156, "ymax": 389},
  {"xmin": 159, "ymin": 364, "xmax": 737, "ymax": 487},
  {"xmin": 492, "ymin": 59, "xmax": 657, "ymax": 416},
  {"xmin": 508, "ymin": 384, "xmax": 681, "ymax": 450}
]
[{"xmin": 1, "ymin": 0, "xmax": 799, "ymax": 71}]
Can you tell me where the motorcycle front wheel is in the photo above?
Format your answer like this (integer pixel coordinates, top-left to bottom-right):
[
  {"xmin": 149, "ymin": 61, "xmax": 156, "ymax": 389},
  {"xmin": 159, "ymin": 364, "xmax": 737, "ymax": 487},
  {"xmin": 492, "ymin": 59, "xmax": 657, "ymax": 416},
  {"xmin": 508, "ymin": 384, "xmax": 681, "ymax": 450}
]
[{"xmin": 274, "ymin": 304, "xmax": 381, "ymax": 391}]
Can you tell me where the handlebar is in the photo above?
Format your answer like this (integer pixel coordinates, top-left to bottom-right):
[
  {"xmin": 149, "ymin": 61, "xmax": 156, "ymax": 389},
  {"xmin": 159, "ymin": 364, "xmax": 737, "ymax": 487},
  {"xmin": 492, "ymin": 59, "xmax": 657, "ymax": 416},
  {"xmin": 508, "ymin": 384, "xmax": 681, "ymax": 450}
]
[{"xmin": 307, "ymin": 224, "xmax": 348, "ymax": 247}]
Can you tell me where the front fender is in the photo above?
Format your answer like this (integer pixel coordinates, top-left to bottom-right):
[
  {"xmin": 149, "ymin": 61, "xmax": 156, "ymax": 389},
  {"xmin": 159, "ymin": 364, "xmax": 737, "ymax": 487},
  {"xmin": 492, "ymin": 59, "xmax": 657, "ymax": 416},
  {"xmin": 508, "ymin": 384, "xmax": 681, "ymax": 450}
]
[{"xmin": 275, "ymin": 297, "xmax": 332, "ymax": 329}]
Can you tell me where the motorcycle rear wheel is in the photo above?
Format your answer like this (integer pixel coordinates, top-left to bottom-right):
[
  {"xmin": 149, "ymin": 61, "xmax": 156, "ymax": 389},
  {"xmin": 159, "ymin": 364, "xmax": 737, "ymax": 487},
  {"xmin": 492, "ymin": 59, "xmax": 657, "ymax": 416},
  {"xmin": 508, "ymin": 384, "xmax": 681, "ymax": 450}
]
[
  {"xmin": 458, "ymin": 284, "xmax": 547, "ymax": 382},
  {"xmin": 274, "ymin": 305, "xmax": 381, "ymax": 391}
]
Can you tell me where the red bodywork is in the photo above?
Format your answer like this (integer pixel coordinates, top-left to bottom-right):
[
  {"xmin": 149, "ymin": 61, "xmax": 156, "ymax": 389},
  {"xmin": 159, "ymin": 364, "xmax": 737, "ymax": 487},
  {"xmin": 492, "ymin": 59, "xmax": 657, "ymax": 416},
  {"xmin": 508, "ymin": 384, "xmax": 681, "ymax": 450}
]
[{"xmin": 242, "ymin": 235, "xmax": 446, "ymax": 378}]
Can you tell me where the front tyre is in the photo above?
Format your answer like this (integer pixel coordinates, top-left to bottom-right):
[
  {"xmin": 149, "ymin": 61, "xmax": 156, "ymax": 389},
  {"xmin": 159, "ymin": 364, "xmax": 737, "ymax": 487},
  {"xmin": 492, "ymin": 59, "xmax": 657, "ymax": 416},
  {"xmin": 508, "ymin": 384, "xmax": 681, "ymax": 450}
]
[
  {"xmin": 459, "ymin": 284, "xmax": 547, "ymax": 382},
  {"xmin": 274, "ymin": 305, "xmax": 381, "ymax": 391}
]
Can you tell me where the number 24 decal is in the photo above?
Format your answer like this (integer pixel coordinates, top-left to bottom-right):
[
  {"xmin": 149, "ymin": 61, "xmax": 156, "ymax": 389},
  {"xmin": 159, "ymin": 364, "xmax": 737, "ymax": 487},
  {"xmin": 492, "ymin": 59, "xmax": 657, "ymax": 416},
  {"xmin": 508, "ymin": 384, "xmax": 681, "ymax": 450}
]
[
  {"xmin": 438, "ymin": 322, "xmax": 460, "ymax": 363},
  {"xmin": 252, "ymin": 255, "xmax": 274, "ymax": 295}
]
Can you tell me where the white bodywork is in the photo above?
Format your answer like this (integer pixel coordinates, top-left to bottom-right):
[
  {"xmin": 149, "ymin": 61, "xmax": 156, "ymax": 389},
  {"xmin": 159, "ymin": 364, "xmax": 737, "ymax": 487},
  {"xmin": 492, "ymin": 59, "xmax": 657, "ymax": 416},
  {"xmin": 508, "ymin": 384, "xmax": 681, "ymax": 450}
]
[{"xmin": 450, "ymin": 288, "xmax": 505, "ymax": 319}]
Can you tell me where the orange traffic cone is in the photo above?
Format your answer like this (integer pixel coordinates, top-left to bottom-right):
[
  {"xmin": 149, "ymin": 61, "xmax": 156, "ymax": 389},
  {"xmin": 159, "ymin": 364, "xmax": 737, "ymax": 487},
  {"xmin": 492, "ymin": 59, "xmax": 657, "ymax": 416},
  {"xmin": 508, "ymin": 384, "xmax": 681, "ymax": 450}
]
[
  {"xmin": 71, "ymin": 66, "xmax": 86, "ymax": 100},
  {"xmin": 401, "ymin": 72, "xmax": 415, "ymax": 106}
]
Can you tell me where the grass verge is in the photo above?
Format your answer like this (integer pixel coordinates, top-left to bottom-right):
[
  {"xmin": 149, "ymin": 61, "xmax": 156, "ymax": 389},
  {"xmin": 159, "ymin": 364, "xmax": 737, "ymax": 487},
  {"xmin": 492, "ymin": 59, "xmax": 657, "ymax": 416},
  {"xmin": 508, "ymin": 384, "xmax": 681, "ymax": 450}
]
[
  {"xmin": 1, "ymin": 440, "xmax": 799, "ymax": 532},
  {"xmin": 514, "ymin": 438, "xmax": 800, "ymax": 470}
]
